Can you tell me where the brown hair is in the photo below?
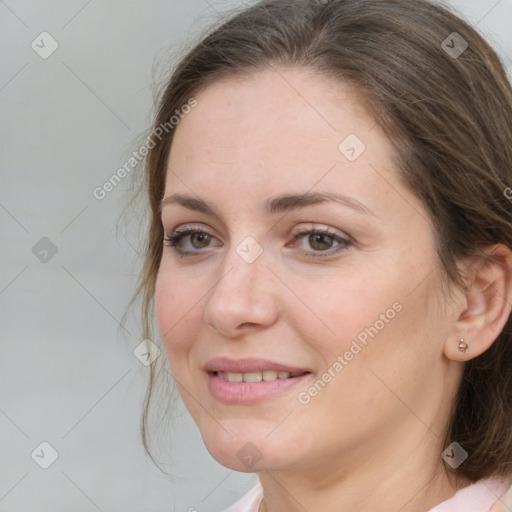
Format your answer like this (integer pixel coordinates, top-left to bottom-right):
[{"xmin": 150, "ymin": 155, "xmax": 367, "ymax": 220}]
[{"xmin": 126, "ymin": 0, "xmax": 512, "ymax": 481}]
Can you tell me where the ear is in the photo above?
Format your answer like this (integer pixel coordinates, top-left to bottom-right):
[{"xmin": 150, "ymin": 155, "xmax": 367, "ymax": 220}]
[{"xmin": 444, "ymin": 244, "xmax": 512, "ymax": 362}]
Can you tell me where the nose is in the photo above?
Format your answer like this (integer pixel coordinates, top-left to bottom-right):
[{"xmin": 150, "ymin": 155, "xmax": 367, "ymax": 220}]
[{"xmin": 202, "ymin": 239, "xmax": 280, "ymax": 338}]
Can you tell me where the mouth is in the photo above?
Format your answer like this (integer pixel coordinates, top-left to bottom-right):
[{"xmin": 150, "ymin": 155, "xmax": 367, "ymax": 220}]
[
  {"xmin": 204, "ymin": 358, "xmax": 313, "ymax": 404},
  {"xmin": 212, "ymin": 369, "xmax": 309, "ymax": 383}
]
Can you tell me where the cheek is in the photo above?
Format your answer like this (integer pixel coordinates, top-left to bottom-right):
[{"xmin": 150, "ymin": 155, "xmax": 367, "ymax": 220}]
[
  {"xmin": 317, "ymin": 276, "xmax": 443, "ymax": 410},
  {"xmin": 154, "ymin": 262, "xmax": 202, "ymax": 363},
  {"xmin": 288, "ymin": 268, "xmax": 400, "ymax": 356},
  {"xmin": 296, "ymin": 258, "xmax": 439, "ymax": 380}
]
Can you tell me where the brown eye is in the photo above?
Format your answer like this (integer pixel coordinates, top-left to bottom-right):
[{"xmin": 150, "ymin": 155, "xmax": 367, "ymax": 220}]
[
  {"xmin": 291, "ymin": 227, "xmax": 353, "ymax": 260},
  {"xmin": 189, "ymin": 232, "xmax": 211, "ymax": 249},
  {"xmin": 307, "ymin": 233, "xmax": 335, "ymax": 251},
  {"xmin": 163, "ymin": 227, "xmax": 219, "ymax": 257}
]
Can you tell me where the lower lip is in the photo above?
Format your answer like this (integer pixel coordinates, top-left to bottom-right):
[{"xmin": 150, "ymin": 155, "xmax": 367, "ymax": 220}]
[{"xmin": 207, "ymin": 372, "xmax": 312, "ymax": 405}]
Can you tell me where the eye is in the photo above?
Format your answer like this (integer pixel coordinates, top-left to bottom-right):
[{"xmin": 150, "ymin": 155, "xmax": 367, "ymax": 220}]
[
  {"xmin": 163, "ymin": 226, "xmax": 219, "ymax": 257},
  {"xmin": 290, "ymin": 225, "xmax": 353, "ymax": 259},
  {"xmin": 162, "ymin": 224, "xmax": 353, "ymax": 260}
]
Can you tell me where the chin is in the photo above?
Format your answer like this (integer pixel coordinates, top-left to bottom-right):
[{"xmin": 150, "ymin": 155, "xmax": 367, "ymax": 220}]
[
  {"xmin": 198, "ymin": 422, "xmax": 292, "ymax": 472},
  {"xmin": 205, "ymin": 442, "xmax": 283, "ymax": 473}
]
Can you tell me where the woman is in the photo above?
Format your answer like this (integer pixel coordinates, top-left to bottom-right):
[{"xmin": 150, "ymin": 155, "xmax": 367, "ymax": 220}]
[{"xmin": 129, "ymin": 0, "xmax": 512, "ymax": 510}]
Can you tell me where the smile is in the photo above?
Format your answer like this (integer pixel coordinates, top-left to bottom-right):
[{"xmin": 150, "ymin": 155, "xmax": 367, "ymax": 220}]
[{"xmin": 215, "ymin": 370, "xmax": 307, "ymax": 382}]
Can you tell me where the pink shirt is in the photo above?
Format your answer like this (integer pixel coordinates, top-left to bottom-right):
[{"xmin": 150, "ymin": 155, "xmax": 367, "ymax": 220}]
[{"xmin": 223, "ymin": 477, "xmax": 512, "ymax": 512}]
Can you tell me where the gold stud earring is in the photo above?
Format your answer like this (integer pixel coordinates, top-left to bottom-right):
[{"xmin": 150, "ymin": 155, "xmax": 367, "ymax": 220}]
[{"xmin": 458, "ymin": 339, "xmax": 469, "ymax": 353}]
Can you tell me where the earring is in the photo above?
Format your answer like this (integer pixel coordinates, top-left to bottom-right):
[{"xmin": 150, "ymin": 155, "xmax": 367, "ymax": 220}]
[{"xmin": 458, "ymin": 339, "xmax": 469, "ymax": 353}]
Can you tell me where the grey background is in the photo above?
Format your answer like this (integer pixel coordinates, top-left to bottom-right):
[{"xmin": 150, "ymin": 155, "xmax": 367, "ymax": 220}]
[{"xmin": 1, "ymin": 1, "xmax": 511, "ymax": 511}]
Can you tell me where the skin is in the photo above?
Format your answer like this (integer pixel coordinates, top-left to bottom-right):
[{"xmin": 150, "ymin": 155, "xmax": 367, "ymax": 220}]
[{"xmin": 155, "ymin": 66, "xmax": 512, "ymax": 511}]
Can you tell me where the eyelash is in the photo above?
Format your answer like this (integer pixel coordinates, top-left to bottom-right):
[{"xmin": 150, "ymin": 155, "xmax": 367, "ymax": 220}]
[
  {"xmin": 163, "ymin": 227, "xmax": 212, "ymax": 258},
  {"xmin": 162, "ymin": 226, "xmax": 353, "ymax": 259}
]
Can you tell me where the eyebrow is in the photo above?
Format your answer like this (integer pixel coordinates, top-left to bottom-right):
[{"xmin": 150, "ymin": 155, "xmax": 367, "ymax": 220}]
[{"xmin": 160, "ymin": 191, "xmax": 377, "ymax": 218}]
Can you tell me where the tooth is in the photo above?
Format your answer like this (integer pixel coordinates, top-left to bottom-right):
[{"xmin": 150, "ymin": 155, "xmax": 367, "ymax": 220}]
[
  {"xmin": 216, "ymin": 370, "xmax": 297, "ymax": 382},
  {"xmin": 243, "ymin": 372, "xmax": 263, "ymax": 382}
]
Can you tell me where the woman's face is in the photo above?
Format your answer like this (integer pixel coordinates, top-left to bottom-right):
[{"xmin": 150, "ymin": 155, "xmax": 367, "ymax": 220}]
[{"xmin": 155, "ymin": 67, "xmax": 460, "ymax": 474}]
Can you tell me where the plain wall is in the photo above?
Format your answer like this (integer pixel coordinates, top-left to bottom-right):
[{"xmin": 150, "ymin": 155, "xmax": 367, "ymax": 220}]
[{"xmin": 1, "ymin": 1, "xmax": 511, "ymax": 511}]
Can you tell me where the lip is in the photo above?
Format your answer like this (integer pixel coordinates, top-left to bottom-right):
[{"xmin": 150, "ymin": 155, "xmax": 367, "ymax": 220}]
[{"xmin": 204, "ymin": 357, "xmax": 313, "ymax": 405}]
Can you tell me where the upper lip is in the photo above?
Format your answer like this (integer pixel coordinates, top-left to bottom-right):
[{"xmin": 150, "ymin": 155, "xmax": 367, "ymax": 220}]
[{"xmin": 204, "ymin": 357, "xmax": 311, "ymax": 375}]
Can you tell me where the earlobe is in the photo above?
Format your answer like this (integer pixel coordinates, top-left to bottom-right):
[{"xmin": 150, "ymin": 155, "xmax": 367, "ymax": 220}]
[
  {"xmin": 457, "ymin": 339, "xmax": 469, "ymax": 354},
  {"xmin": 445, "ymin": 337, "xmax": 472, "ymax": 362},
  {"xmin": 444, "ymin": 244, "xmax": 512, "ymax": 362}
]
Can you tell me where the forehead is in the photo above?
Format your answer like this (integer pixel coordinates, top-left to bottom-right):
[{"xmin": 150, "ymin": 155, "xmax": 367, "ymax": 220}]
[{"xmin": 166, "ymin": 67, "xmax": 393, "ymax": 194}]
